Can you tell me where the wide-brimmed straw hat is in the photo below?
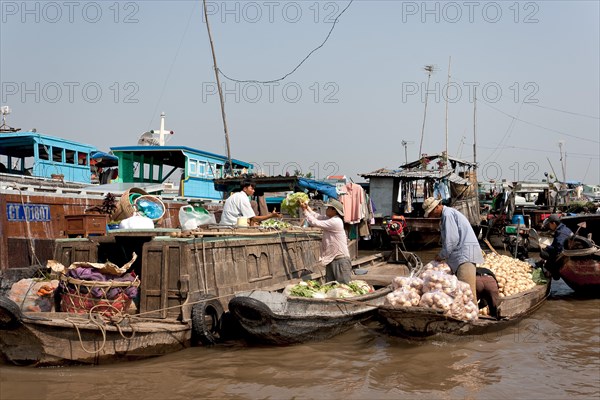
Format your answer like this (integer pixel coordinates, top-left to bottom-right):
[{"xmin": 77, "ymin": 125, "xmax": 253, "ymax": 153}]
[
  {"xmin": 327, "ymin": 199, "xmax": 344, "ymax": 217},
  {"xmin": 423, "ymin": 197, "xmax": 441, "ymax": 217}
]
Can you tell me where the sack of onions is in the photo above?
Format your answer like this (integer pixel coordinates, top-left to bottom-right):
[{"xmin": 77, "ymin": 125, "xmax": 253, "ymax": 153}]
[
  {"xmin": 392, "ymin": 276, "xmax": 424, "ymax": 293},
  {"xmin": 385, "ymin": 287, "xmax": 421, "ymax": 307},
  {"xmin": 418, "ymin": 290, "xmax": 453, "ymax": 311}
]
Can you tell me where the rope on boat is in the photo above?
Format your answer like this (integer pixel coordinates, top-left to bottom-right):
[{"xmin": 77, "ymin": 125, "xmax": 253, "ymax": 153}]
[
  {"xmin": 66, "ymin": 304, "xmax": 137, "ymax": 354},
  {"xmin": 66, "ymin": 310, "xmax": 108, "ymax": 354},
  {"xmin": 12, "ymin": 182, "xmax": 43, "ymax": 267}
]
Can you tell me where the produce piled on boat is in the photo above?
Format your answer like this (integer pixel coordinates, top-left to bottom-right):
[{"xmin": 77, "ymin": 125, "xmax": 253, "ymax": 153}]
[
  {"xmin": 385, "ymin": 261, "xmax": 479, "ymax": 321},
  {"xmin": 480, "ymin": 253, "xmax": 536, "ymax": 297},
  {"xmin": 284, "ymin": 280, "xmax": 374, "ymax": 299},
  {"xmin": 260, "ymin": 219, "xmax": 292, "ymax": 229}
]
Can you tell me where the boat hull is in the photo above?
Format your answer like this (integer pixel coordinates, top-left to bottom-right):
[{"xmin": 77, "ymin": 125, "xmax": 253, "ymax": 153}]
[
  {"xmin": 378, "ymin": 281, "xmax": 550, "ymax": 338},
  {"xmin": 558, "ymin": 249, "xmax": 600, "ymax": 295},
  {"xmin": 0, "ymin": 311, "xmax": 190, "ymax": 366},
  {"xmin": 229, "ymin": 287, "xmax": 391, "ymax": 345}
]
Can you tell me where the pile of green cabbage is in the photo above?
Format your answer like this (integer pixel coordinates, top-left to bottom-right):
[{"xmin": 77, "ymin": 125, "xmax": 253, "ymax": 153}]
[
  {"xmin": 281, "ymin": 192, "xmax": 309, "ymax": 218},
  {"xmin": 260, "ymin": 219, "xmax": 292, "ymax": 229},
  {"xmin": 284, "ymin": 280, "xmax": 373, "ymax": 299}
]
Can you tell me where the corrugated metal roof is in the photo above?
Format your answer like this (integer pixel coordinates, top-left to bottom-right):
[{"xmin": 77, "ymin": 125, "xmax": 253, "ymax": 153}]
[{"xmin": 359, "ymin": 169, "xmax": 470, "ymax": 185}]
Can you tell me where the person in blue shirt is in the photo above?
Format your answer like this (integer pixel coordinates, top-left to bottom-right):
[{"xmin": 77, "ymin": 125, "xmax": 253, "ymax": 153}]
[
  {"xmin": 423, "ymin": 197, "xmax": 484, "ymax": 304},
  {"xmin": 539, "ymin": 214, "xmax": 573, "ymax": 280}
]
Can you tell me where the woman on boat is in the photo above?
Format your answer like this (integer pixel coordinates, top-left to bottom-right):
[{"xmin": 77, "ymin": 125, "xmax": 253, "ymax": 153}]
[
  {"xmin": 220, "ymin": 179, "xmax": 281, "ymax": 225},
  {"xmin": 299, "ymin": 199, "xmax": 352, "ymax": 284},
  {"xmin": 422, "ymin": 197, "xmax": 484, "ymax": 304}
]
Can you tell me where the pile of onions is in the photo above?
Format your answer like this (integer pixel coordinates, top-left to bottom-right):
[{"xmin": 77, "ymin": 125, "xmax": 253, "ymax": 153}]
[{"xmin": 481, "ymin": 253, "xmax": 536, "ymax": 297}]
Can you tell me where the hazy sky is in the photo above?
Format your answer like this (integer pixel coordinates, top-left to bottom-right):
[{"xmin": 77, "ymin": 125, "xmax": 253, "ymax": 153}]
[{"xmin": 1, "ymin": 0, "xmax": 599, "ymax": 184}]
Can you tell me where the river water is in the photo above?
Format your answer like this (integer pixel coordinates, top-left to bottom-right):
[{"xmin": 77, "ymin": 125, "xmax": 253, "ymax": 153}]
[{"xmin": 1, "ymin": 249, "xmax": 599, "ymax": 400}]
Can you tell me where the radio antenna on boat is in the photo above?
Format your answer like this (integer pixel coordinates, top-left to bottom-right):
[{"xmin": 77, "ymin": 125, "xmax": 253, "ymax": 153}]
[
  {"xmin": 418, "ymin": 65, "xmax": 435, "ymax": 158},
  {"xmin": 401, "ymin": 140, "xmax": 414, "ymax": 165},
  {"xmin": 203, "ymin": 0, "xmax": 233, "ymax": 175}
]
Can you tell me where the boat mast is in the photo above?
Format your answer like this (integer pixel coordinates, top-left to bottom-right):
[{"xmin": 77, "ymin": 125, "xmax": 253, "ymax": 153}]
[
  {"xmin": 445, "ymin": 57, "xmax": 451, "ymax": 167},
  {"xmin": 203, "ymin": 0, "xmax": 233, "ymax": 175},
  {"xmin": 473, "ymin": 88, "xmax": 477, "ymax": 168},
  {"xmin": 418, "ymin": 65, "xmax": 434, "ymax": 160}
]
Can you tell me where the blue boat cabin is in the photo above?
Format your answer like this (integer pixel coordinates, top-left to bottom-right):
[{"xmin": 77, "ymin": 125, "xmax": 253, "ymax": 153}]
[
  {"xmin": 0, "ymin": 131, "xmax": 97, "ymax": 183},
  {"xmin": 110, "ymin": 145, "xmax": 253, "ymax": 200}
]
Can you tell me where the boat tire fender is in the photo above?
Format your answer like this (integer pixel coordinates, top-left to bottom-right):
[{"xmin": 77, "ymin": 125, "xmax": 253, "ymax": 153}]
[
  {"xmin": 0, "ymin": 296, "xmax": 23, "ymax": 329},
  {"xmin": 191, "ymin": 295, "xmax": 224, "ymax": 346},
  {"xmin": 228, "ymin": 296, "xmax": 273, "ymax": 327}
]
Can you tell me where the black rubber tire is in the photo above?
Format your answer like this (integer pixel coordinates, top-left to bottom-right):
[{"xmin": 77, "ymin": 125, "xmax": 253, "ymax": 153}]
[
  {"xmin": 228, "ymin": 296, "xmax": 273, "ymax": 328},
  {"xmin": 0, "ymin": 296, "xmax": 23, "ymax": 329},
  {"xmin": 191, "ymin": 295, "xmax": 224, "ymax": 346}
]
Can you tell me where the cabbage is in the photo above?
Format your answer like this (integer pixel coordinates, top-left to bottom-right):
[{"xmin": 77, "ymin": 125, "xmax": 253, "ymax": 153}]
[
  {"xmin": 281, "ymin": 192, "xmax": 309, "ymax": 218},
  {"xmin": 286, "ymin": 279, "xmax": 374, "ymax": 298}
]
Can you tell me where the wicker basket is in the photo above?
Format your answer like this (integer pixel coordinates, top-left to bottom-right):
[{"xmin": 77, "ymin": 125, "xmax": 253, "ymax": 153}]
[
  {"xmin": 134, "ymin": 195, "xmax": 165, "ymax": 222},
  {"xmin": 110, "ymin": 188, "xmax": 149, "ymax": 222},
  {"xmin": 59, "ymin": 274, "xmax": 140, "ymax": 317}
]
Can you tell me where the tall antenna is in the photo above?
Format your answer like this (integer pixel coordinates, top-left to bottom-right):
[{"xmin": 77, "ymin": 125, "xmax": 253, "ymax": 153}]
[
  {"xmin": 445, "ymin": 57, "xmax": 451, "ymax": 162},
  {"xmin": 203, "ymin": 0, "xmax": 233, "ymax": 175},
  {"xmin": 558, "ymin": 140, "xmax": 566, "ymax": 182},
  {"xmin": 418, "ymin": 65, "xmax": 435, "ymax": 159},
  {"xmin": 401, "ymin": 140, "xmax": 414, "ymax": 165}
]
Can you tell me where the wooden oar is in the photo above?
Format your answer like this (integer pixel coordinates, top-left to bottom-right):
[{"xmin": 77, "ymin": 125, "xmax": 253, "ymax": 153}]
[{"xmin": 483, "ymin": 238, "xmax": 499, "ymax": 255}]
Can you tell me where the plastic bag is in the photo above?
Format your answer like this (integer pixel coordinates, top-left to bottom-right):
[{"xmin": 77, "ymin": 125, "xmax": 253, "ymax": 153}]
[
  {"xmin": 8, "ymin": 279, "xmax": 59, "ymax": 312},
  {"xmin": 178, "ymin": 205, "xmax": 217, "ymax": 230},
  {"xmin": 136, "ymin": 198, "xmax": 163, "ymax": 220},
  {"xmin": 119, "ymin": 215, "xmax": 155, "ymax": 229}
]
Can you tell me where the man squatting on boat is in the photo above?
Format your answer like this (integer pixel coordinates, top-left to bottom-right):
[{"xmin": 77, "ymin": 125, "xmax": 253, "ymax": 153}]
[
  {"xmin": 423, "ymin": 197, "xmax": 484, "ymax": 304},
  {"xmin": 220, "ymin": 179, "xmax": 282, "ymax": 226},
  {"xmin": 538, "ymin": 214, "xmax": 574, "ymax": 280},
  {"xmin": 300, "ymin": 199, "xmax": 352, "ymax": 284}
]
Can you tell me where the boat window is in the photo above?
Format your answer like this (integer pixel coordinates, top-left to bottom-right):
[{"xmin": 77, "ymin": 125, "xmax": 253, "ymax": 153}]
[
  {"xmin": 38, "ymin": 144, "xmax": 50, "ymax": 160},
  {"xmin": 78, "ymin": 152, "xmax": 88, "ymax": 166},
  {"xmin": 65, "ymin": 149, "xmax": 75, "ymax": 164},
  {"xmin": 198, "ymin": 161, "xmax": 206, "ymax": 177},
  {"xmin": 188, "ymin": 160, "xmax": 197, "ymax": 176},
  {"xmin": 52, "ymin": 147, "xmax": 63, "ymax": 163},
  {"xmin": 207, "ymin": 163, "xmax": 216, "ymax": 178}
]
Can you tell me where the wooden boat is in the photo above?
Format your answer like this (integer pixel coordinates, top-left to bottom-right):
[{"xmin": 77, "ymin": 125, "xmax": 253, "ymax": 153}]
[
  {"xmin": 560, "ymin": 214, "xmax": 600, "ymax": 243},
  {"xmin": 228, "ymin": 281, "xmax": 391, "ymax": 345},
  {"xmin": 228, "ymin": 252, "xmax": 420, "ymax": 345},
  {"xmin": 377, "ymin": 280, "xmax": 551, "ymax": 338},
  {"xmin": 359, "ymin": 153, "xmax": 481, "ymax": 250},
  {"xmin": 0, "ymin": 227, "xmax": 324, "ymax": 366},
  {"xmin": 0, "ymin": 300, "xmax": 191, "ymax": 366},
  {"xmin": 555, "ymin": 236, "xmax": 600, "ymax": 296},
  {"xmin": 0, "ymin": 111, "xmax": 254, "ymax": 270}
]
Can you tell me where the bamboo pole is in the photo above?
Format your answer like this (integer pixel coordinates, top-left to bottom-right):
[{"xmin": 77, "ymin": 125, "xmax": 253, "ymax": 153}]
[{"xmin": 203, "ymin": 0, "xmax": 233, "ymax": 175}]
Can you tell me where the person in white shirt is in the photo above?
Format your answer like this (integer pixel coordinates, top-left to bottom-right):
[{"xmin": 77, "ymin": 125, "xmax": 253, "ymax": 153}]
[{"xmin": 220, "ymin": 179, "xmax": 281, "ymax": 225}]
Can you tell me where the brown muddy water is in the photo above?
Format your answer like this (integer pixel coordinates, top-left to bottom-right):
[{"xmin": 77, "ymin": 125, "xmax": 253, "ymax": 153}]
[{"xmin": 1, "ymin": 249, "xmax": 599, "ymax": 400}]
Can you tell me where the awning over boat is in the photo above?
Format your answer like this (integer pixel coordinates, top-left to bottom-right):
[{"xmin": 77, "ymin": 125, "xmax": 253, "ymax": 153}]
[
  {"xmin": 297, "ymin": 177, "xmax": 338, "ymax": 199},
  {"xmin": 213, "ymin": 176, "xmax": 338, "ymax": 198},
  {"xmin": 90, "ymin": 151, "xmax": 118, "ymax": 168}
]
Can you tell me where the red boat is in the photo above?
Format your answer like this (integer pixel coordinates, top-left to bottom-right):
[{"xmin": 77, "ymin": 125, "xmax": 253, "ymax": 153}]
[{"xmin": 557, "ymin": 236, "xmax": 600, "ymax": 296}]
